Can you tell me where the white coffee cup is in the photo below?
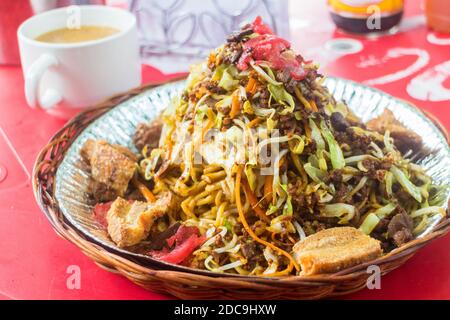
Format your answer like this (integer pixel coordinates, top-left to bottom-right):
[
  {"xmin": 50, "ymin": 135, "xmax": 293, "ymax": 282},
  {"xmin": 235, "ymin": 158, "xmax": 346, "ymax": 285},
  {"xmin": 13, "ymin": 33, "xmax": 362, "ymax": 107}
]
[{"xmin": 17, "ymin": 5, "xmax": 141, "ymax": 117}]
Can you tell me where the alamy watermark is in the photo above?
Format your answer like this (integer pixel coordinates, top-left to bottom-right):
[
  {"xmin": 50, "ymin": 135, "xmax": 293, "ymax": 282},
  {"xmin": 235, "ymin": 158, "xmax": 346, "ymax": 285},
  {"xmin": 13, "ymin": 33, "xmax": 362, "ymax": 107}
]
[
  {"xmin": 366, "ymin": 265, "xmax": 381, "ymax": 290},
  {"xmin": 66, "ymin": 265, "xmax": 81, "ymax": 290},
  {"xmin": 66, "ymin": 5, "xmax": 81, "ymax": 30},
  {"xmin": 366, "ymin": 5, "xmax": 382, "ymax": 31}
]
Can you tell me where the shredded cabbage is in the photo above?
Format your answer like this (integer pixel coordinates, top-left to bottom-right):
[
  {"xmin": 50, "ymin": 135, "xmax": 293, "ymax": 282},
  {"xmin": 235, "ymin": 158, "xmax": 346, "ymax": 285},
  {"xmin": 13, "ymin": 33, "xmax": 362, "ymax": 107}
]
[
  {"xmin": 390, "ymin": 166, "xmax": 422, "ymax": 203},
  {"xmin": 212, "ymin": 64, "xmax": 226, "ymax": 82},
  {"xmin": 266, "ymin": 117, "xmax": 277, "ymax": 131},
  {"xmin": 289, "ymin": 135, "xmax": 305, "ymax": 154},
  {"xmin": 309, "ymin": 119, "xmax": 325, "ymax": 150},
  {"xmin": 257, "ymin": 135, "xmax": 291, "ymax": 155},
  {"xmin": 279, "ymin": 184, "xmax": 293, "ymax": 216},
  {"xmin": 250, "ymin": 61, "xmax": 282, "ymax": 86},
  {"xmin": 303, "ymin": 163, "xmax": 326, "ymax": 183},
  {"xmin": 272, "ymin": 150, "xmax": 289, "ymax": 203},
  {"xmin": 344, "ymin": 155, "xmax": 378, "ymax": 165},
  {"xmin": 245, "ymin": 164, "xmax": 257, "ymax": 191},
  {"xmin": 252, "ymin": 105, "xmax": 276, "ymax": 117},
  {"xmin": 219, "ymin": 67, "xmax": 239, "ymax": 91},
  {"xmin": 384, "ymin": 130, "xmax": 394, "ymax": 152},
  {"xmin": 215, "ymin": 96, "xmax": 232, "ymax": 109},
  {"xmin": 320, "ymin": 120, "xmax": 345, "ymax": 169},
  {"xmin": 293, "ymin": 221, "xmax": 306, "ymax": 240},
  {"xmin": 186, "ymin": 62, "xmax": 207, "ymax": 89},
  {"xmin": 384, "ymin": 171, "xmax": 394, "ymax": 196},
  {"xmin": 413, "ymin": 215, "xmax": 429, "ymax": 234},
  {"xmin": 267, "ymin": 214, "xmax": 295, "ymax": 233},
  {"xmin": 370, "ymin": 141, "xmax": 384, "ymax": 158},
  {"xmin": 262, "ymin": 247, "xmax": 279, "ymax": 275},
  {"xmin": 322, "ymin": 203, "xmax": 356, "ymax": 224},
  {"xmin": 266, "ymin": 204, "xmax": 279, "ymax": 216},
  {"xmin": 374, "ymin": 203, "xmax": 397, "ymax": 219},
  {"xmin": 242, "ymin": 100, "xmax": 254, "ymax": 114},
  {"xmin": 411, "ymin": 206, "xmax": 446, "ymax": 218},
  {"xmin": 359, "ymin": 213, "xmax": 380, "ymax": 235},
  {"xmin": 268, "ymin": 83, "xmax": 295, "ymax": 115},
  {"xmin": 345, "ymin": 176, "xmax": 368, "ymax": 200}
]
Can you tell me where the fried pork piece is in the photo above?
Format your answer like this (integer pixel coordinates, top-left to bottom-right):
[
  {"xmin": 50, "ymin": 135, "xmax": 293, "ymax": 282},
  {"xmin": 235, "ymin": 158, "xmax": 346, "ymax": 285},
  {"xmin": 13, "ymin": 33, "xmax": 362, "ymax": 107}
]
[
  {"xmin": 88, "ymin": 180, "xmax": 119, "ymax": 202},
  {"xmin": 133, "ymin": 120, "xmax": 163, "ymax": 152},
  {"xmin": 106, "ymin": 192, "xmax": 179, "ymax": 248},
  {"xmin": 293, "ymin": 227, "xmax": 382, "ymax": 275},
  {"xmin": 81, "ymin": 139, "xmax": 137, "ymax": 201},
  {"xmin": 366, "ymin": 109, "xmax": 423, "ymax": 153}
]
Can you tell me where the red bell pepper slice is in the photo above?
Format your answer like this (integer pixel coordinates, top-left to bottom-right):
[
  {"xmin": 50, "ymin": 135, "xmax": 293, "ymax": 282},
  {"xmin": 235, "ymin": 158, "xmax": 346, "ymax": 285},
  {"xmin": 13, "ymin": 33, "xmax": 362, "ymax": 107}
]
[
  {"xmin": 237, "ymin": 17, "xmax": 307, "ymax": 80},
  {"xmin": 150, "ymin": 225, "xmax": 206, "ymax": 264},
  {"xmin": 92, "ymin": 202, "xmax": 112, "ymax": 228}
]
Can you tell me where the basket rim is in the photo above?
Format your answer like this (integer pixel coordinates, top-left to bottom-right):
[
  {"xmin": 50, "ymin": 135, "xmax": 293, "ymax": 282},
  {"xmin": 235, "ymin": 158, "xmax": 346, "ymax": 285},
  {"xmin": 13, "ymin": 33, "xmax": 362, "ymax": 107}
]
[{"xmin": 32, "ymin": 77, "xmax": 450, "ymax": 288}]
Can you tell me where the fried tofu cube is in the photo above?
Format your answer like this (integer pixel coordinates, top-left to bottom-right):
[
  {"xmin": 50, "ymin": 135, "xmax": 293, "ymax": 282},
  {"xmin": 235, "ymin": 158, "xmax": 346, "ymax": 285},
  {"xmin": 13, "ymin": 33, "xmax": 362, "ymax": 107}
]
[
  {"xmin": 293, "ymin": 227, "xmax": 382, "ymax": 275},
  {"xmin": 81, "ymin": 139, "xmax": 136, "ymax": 199},
  {"xmin": 366, "ymin": 109, "xmax": 423, "ymax": 153},
  {"xmin": 106, "ymin": 192, "xmax": 179, "ymax": 248}
]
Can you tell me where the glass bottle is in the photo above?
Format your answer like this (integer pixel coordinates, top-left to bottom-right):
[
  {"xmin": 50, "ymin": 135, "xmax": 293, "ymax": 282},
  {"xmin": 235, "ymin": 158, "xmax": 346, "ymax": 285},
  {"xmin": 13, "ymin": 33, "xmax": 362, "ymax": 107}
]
[{"xmin": 328, "ymin": 0, "xmax": 404, "ymax": 34}]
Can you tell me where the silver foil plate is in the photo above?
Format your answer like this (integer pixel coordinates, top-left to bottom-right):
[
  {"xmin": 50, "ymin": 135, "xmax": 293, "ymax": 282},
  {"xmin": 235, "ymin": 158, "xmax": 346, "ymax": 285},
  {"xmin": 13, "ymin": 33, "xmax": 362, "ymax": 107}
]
[{"xmin": 54, "ymin": 77, "xmax": 450, "ymax": 270}]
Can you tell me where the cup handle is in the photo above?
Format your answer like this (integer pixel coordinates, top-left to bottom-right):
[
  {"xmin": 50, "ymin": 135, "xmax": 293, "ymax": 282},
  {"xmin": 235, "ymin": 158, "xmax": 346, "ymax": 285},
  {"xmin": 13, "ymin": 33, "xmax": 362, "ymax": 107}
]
[{"xmin": 25, "ymin": 53, "xmax": 62, "ymax": 109}]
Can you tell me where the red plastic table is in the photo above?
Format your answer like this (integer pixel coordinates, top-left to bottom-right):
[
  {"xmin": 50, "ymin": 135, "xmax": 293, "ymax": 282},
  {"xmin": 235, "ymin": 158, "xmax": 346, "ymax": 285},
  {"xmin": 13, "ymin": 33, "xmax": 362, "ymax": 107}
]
[{"xmin": 1, "ymin": 1, "xmax": 449, "ymax": 300}]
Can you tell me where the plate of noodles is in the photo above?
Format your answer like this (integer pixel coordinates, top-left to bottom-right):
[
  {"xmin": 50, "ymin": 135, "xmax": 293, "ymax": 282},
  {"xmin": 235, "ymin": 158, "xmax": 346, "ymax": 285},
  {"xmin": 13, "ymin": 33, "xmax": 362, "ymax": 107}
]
[{"xmin": 35, "ymin": 17, "xmax": 450, "ymax": 296}]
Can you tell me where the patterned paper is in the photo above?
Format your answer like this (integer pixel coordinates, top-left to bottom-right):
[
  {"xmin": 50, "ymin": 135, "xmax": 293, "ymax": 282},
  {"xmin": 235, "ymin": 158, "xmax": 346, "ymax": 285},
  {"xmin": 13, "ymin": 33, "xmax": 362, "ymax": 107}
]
[{"xmin": 128, "ymin": 0, "xmax": 289, "ymax": 72}]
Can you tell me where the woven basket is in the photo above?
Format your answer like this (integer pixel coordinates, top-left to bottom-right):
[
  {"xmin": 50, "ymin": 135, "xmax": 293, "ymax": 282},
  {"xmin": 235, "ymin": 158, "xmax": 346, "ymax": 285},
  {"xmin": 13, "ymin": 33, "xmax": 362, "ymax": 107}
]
[{"xmin": 33, "ymin": 81, "xmax": 450, "ymax": 299}]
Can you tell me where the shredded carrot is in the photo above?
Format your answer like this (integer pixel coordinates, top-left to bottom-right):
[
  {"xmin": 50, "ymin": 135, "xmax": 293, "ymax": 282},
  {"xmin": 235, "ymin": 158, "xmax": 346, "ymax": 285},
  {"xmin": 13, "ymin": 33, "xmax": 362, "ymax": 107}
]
[
  {"xmin": 242, "ymin": 179, "xmax": 270, "ymax": 223},
  {"xmin": 230, "ymin": 93, "xmax": 241, "ymax": 119},
  {"xmin": 264, "ymin": 175, "xmax": 273, "ymax": 204},
  {"xmin": 310, "ymin": 100, "xmax": 318, "ymax": 112},
  {"xmin": 245, "ymin": 77, "xmax": 258, "ymax": 95},
  {"xmin": 207, "ymin": 108, "xmax": 215, "ymax": 121},
  {"xmin": 201, "ymin": 119, "xmax": 214, "ymax": 141},
  {"xmin": 245, "ymin": 77, "xmax": 256, "ymax": 93},
  {"xmin": 208, "ymin": 52, "xmax": 216, "ymax": 65},
  {"xmin": 247, "ymin": 117, "xmax": 262, "ymax": 128},
  {"xmin": 195, "ymin": 86, "xmax": 208, "ymax": 99},
  {"xmin": 132, "ymin": 177, "xmax": 156, "ymax": 202},
  {"xmin": 294, "ymin": 86, "xmax": 312, "ymax": 110},
  {"xmin": 250, "ymin": 82, "xmax": 258, "ymax": 95},
  {"xmin": 235, "ymin": 167, "xmax": 300, "ymax": 274},
  {"xmin": 304, "ymin": 121, "xmax": 311, "ymax": 140}
]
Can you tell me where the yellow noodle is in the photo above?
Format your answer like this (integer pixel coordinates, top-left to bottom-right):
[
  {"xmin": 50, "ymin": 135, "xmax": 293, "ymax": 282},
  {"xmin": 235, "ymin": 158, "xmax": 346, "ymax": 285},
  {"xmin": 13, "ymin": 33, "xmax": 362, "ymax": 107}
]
[
  {"xmin": 197, "ymin": 194, "xmax": 215, "ymax": 206},
  {"xmin": 215, "ymin": 190, "xmax": 223, "ymax": 207}
]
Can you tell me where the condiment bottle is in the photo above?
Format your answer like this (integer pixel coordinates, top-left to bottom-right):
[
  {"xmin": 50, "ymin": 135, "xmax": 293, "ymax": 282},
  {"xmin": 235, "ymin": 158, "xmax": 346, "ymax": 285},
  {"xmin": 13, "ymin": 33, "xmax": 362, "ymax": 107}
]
[{"xmin": 328, "ymin": 0, "xmax": 404, "ymax": 34}]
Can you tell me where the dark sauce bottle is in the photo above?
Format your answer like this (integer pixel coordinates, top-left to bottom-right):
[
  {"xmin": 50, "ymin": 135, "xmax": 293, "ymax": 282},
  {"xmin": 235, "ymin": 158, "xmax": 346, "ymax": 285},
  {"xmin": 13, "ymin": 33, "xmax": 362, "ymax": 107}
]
[{"xmin": 328, "ymin": 0, "xmax": 404, "ymax": 34}]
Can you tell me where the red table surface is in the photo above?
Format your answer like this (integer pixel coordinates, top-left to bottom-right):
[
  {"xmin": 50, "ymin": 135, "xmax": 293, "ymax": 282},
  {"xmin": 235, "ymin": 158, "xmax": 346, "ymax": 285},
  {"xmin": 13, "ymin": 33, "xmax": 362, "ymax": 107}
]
[{"xmin": 0, "ymin": 1, "xmax": 449, "ymax": 300}]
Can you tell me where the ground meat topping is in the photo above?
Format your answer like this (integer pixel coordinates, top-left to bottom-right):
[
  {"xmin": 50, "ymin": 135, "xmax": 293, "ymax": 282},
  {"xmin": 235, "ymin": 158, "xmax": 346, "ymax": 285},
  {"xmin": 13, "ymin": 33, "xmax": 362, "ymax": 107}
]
[
  {"xmin": 330, "ymin": 112, "xmax": 350, "ymax": 132},
  {"xmin": 133, "ymin": 121, "xmax": 163, "ymax": 151},
  {"xmin": 387, "ymin": 211, "xmax": 414, "ymax": 247},
  {"xmin": 226, "ymin": 28, "xmax": 253, "ymax": 43},
  {"xmin": 240, "ymin": 240, "xmax": 265, "ymax": 268}
]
